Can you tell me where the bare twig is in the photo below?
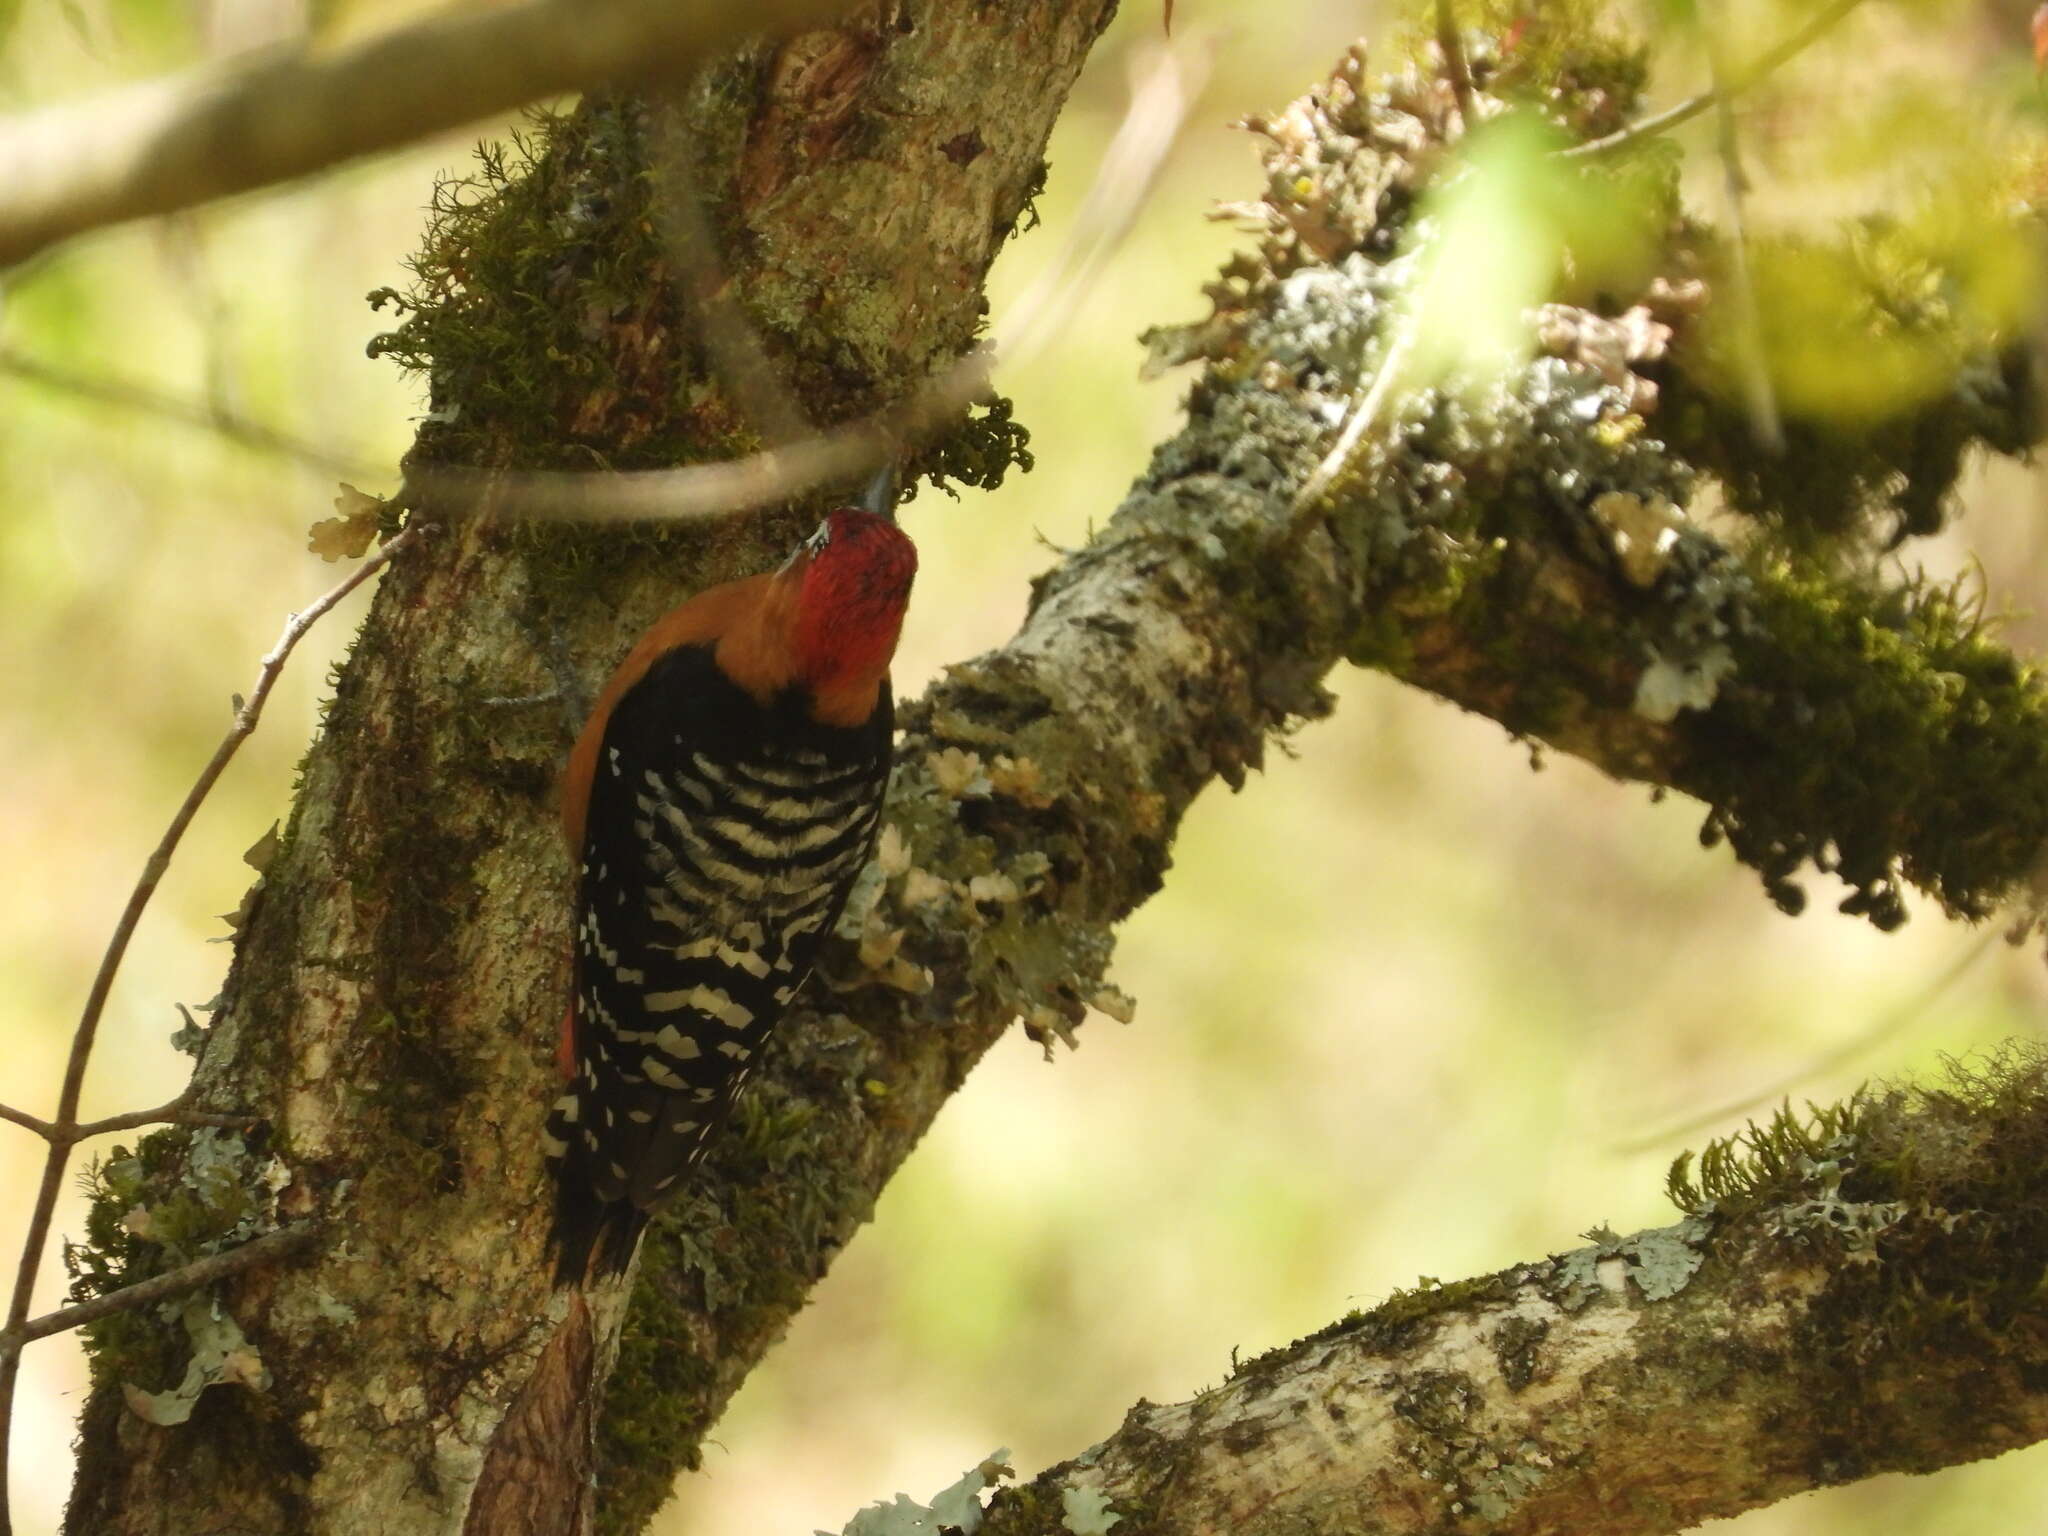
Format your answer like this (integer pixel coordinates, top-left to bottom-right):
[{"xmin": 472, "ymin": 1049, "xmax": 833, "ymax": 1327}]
[
  {"xmin": 1565, "ymin": 0, "xmax": 1869, "ymax": 159},
  {"xmin": 0, "ymin": 522, "xmax": 426, "ymax": 1536},
  {"xmin": 0, "ymin": 0, "xmax": 856, "ymax": 268},
  {"xmin": 408, "ymin": 42, "xmax": 1206, "ymax": 524},
  {"xmin": 0, "ymin": 344, "xmax": 382, "ymax": 480},
  {"xmin": 1613, "ymin": 928, "xmax": 2001, "ymax": 1155},
  {"xmin": 0, "ymin": 1094, "xmax": 256, "ymax": 1145},
  {"xmin": 1286, "ymin": 317, "xmax": 1419, "ymax": 532},
  {"xmin": 646, "ymin": 133, "xmax": 813, "ymax": 450},
  {"xmin": 1700, "ymin": 15, "xmax": 1784, "ymax": 453},
  {"xmin": 1435, "ymin": 0, "xmax": 1475, "ymax": 128},
  {"xmin": 4, "ymin": 1226, "xmax": 316, "ymax": 1351},
  {"xmin": 75, "ymin": 1102, "xmax": 257, "ymax": 1139}
]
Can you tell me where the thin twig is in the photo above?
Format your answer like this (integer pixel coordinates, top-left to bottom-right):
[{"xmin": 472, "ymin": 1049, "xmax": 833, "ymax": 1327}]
[
  {"xmin": 1436, "ymin": 0, "xmax": 1475, "ymax": 129},
  {"xmin": 407, "ymin": 42, "xmax": 1206, "ymax": 525},
  {"xmin": 4, "ymin": 1226, "xmax": 317, "ymax": 1350},
  {"xmin": 77, "ymin": 1103, "xmax": 256, "ymax": 1139},
  {"xmin": 0, "ymin": 522, "xmax": 426, "ymax": 1536},
  {"xmin": 1565, "ymin": 0, "xmax": 1868, "ymax": 159},
  {"xmin": 1285, "ymin": 313, "xmax": 1420, "ymax": 532},
  {"xmin": 646, "ymin": 133, "xmax": 813, "ymax": 450},
  {"xmin": 1700, "ymin": 16, "xmax": 1784, "ymax": 454},
  {"xmin": 0, "ymin": 1093, "xmax": 257, "ymax": 1145},
  {"xmin": 1611, "ymin": 928, "xmax": 1999, "ymax": 1155},
  {"xmin": 0, "ymin": 344, "xmax": 382, "ymax": 481}
]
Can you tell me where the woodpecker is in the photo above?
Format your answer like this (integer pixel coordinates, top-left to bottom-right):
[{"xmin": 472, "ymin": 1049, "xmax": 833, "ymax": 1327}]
[{"xmin": 546, "ymin": 501, "xmax": 916, "ymax": 1284}]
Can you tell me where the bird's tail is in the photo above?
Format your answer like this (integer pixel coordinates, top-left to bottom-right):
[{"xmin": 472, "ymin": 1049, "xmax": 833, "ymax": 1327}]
[{"xmin": 549, "ymin": 1183, "xmax": 650, "ymax": 1287}]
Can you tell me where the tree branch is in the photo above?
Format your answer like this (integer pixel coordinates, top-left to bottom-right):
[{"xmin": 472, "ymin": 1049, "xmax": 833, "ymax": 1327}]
[
  {"xmin": 56, "ymin": 15, "xmax": 2048, "ymax": 1536},
  {"xmin": 405, "ymin": 41, "xmax": 1203, "ymax": 527},
  {"xmin": 0, "ymin": 0, "xmax": 857, "ymax": 267},
  {"xmin": 955, "ymin": 1055, "xmax": 2048, "ymax": 1535},
  {"xmin": 0, "ymin": 1094, "xmax": 255, "ymax": 1144},
  {"xmin": 612, "ymin": 35, "xmax": 2048, "ymax": 1519},
  {"xmin": 58, "ymin": 7, "xmax": 1126, "ymax": 1529}
]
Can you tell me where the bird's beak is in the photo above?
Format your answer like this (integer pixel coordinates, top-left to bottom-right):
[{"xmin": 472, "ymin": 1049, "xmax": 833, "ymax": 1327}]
[{"xmin": 860, "ymin": 462, "xmax": 900, "ymax": 522}]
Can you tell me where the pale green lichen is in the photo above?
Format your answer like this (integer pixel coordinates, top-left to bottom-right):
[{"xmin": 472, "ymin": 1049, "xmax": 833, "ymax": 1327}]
[
  {"xmin": 119, "ymin": 1295, "xmax": 271, "ymax": 1427},
  {"xmin": 1633, "ymin": 642, "xmax": 1735, "ymax": 722},
  {"xmin": 1058, "ymin": 1482, "xmax": 1123, "ymax": 1536},
  {"xmin": 1551, "ymin": 1216, "xmax": 1712, "ymax": 1308},
  {"xmin": 71, "ymin": 1126, "xmax": 294, "ymax": 1417},
  {"xmin": 837, "ymin": 1449, "xmax": 1012, "ymax": 1536}
]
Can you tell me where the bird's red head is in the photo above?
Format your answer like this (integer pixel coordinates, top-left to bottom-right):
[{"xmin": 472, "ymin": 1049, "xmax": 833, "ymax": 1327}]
[{"xmin": 788, "ymin": 507, "xmax": 918, "ymax": 696}]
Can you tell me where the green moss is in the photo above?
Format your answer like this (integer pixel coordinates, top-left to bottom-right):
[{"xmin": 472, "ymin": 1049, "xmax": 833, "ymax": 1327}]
[
  {"xmin": 69, "ymin": 1126, "xmax": 284, "ymax": 1394},
  {"xmin": 1491, "ymin": 1313, "xmax": 1550, "ymax": 1392},
  {"xmin": 1669, "ymin": 1047, "xmax": 2048, "ymax": 1357},
  {"xmin": 1294, "ymin": 1272, "xmax": 1513, "ymax": 1356},
  {"xmin": 979, "ymin": 1478, "xmax": 1066, "ymax": 1536},
  {"xmin": 368, "ymin": 108, "xmax": 684, "ymax": 472},
  {"xmin": 366, "ymin": 97, "xmax": 1031, "ymax": 555},
  {"xmin": 1686, "ymin": 554, "xmax": 2048, "ymax": 927},
  {"xmin": 1175, "ymin": 14, "xmax": 2048, "ymax": 943},
  {"xmin": 1667, "ymin": 1096, "xmax": 1881, "ymax": 1216},
  {"xmin": 734, "ymin": 1089, "xmax": 821, "ymax": 1171},
  {"xmin": 915, "ymin": 392, "xmax": 1035, "ymax": 498},
  {"xmin": 596, "ymin": 1220, "xmax": 719, "ymax": 1535},
  {"xmin": 1438, "ymin": 0, "xmax": 1649, "ymax": 139}
]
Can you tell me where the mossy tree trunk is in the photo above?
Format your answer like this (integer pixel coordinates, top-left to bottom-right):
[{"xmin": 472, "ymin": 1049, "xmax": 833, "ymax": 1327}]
[{"xmin": 63, "ymin": 6, "xmax": 1113, "ymax": 1532}]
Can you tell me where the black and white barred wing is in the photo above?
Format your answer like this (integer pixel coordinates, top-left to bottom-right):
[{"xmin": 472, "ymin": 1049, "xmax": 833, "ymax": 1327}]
[{"xmin": 548, "ymin": 677, "xmax": 888, "ymax": 1210}]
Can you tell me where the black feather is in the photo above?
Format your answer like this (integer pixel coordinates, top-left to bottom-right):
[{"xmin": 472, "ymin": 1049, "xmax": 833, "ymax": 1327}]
[{"xmin": 546, "ymin": 644, "xmax": 892, "ymax": 1283}]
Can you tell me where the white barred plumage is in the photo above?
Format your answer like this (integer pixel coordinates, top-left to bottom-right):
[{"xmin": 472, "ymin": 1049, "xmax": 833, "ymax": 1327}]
[{"xmin": 547, "ymin": 507, "xmax": 915, "ymax": 1284}]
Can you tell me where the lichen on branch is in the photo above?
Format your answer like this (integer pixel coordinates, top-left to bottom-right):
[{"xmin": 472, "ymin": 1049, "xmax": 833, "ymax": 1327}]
[
  {"xmin": 1143, "ymin": 22, "xmax": 2048, "ymax": 932},
  {"xmin": 965, "ymin": 1047, "xmax": 2048, "ymax": 1536}
]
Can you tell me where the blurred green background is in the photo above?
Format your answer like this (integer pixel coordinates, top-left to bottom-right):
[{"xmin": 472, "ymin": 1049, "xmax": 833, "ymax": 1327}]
[{"xmin": 5, "ymin": 1, "xmax": 2048, "ymax": 1531}]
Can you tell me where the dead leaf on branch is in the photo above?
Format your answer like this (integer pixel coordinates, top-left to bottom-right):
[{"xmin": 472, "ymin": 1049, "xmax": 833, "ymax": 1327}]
[{"xmin": 306, "ymin": 483, "xmax": 383, "ymax": 561}]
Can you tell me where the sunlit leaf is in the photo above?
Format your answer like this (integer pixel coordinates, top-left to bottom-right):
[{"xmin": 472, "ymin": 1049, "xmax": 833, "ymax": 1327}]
[
  {"xmin": 1398, "ymin": 110, "xmax": 1663, "ymax": 398},
  {"xmin": 1401, "ymin": 113, "xmax": 1566, "ymax": 393}
]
